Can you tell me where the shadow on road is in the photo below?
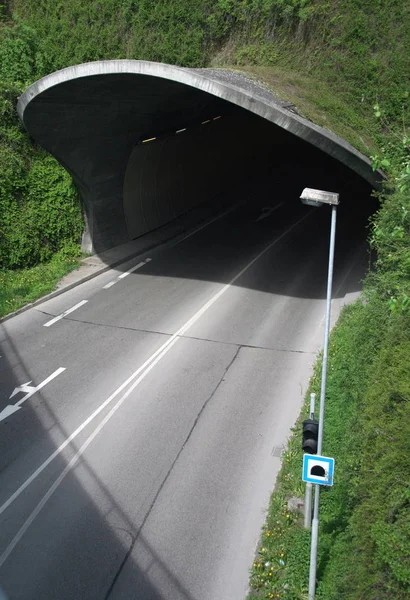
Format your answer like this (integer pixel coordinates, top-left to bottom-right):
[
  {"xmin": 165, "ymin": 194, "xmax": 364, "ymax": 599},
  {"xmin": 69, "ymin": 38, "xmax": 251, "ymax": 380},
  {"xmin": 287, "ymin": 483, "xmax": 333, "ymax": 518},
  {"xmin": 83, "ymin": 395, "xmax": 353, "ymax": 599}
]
[
  {"xmin": 0, "ymin": 161, "xmax": 377, "ymax": 599},
  {"xmin": 0, "ymin": 331, "xmax": 196, "ymax": 600}
]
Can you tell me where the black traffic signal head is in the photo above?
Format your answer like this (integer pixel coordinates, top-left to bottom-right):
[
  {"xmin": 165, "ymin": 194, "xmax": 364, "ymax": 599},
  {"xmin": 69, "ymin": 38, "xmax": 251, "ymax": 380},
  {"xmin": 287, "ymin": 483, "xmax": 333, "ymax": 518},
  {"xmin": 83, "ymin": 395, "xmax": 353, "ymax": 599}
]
[{"xmin": 302, "ymin": 418, "xmax": 319, "ymax": 454}]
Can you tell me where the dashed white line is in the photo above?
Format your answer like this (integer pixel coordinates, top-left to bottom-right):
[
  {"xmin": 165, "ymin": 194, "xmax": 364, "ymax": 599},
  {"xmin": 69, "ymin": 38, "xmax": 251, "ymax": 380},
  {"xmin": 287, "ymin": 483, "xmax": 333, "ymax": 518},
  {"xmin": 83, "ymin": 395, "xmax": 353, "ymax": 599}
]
[
  {"xmin": 118, "ymin": 258, "xmax": 152, "ymax": 279},
  {"xmin": 0, "ymin": 209, "xmax": 311, "ymax": 553},
  {"xmin": 43, "ymin": 300, "xmax": 88, "ymax": 327},
  {"xmin": 103, "ymin": 203, "xmax": 242, "ymax": 291},
  {"xmin": 103, "ymin": 257, "xmax": 152, "ymax": 288}
]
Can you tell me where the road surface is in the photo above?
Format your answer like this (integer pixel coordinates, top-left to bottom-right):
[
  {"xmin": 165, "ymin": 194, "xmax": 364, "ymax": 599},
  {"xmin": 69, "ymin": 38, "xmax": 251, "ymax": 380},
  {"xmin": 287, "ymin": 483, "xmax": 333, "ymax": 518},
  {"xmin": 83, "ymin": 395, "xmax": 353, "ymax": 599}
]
[{"xmin": 0, "ymin": 193, "xmax": 370, "ymax": 599}]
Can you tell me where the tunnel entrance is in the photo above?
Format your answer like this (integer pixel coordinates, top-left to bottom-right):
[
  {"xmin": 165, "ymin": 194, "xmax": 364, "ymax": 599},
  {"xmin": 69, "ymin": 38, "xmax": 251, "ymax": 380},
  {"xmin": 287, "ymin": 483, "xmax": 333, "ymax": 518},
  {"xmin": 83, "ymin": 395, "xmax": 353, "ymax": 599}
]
[
  {"xmin": 17, "ymin": 61, "xmax": 380, "ymax": 254},
  {"xmin": 123, "ymin": 105, "xmax": 373, "ymax": 242}
]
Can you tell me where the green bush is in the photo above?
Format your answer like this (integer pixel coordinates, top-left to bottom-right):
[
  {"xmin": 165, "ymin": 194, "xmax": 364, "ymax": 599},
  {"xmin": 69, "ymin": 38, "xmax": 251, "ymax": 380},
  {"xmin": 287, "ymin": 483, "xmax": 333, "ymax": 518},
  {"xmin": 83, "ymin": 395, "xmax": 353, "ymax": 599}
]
[
  {"xmin": 0, "ymin": 154, "xmax": 83, "ymax": 269},
  {"xmin": 248, "ymin": 294, "xmax": 410, "ymax": 600},
  {"xmin": 0, "ymin": 30, "xmax": 83, "ymax": 271},
  {"xmin": 367, "ymin": 188, "xmax": 410, "ymax": 308},
  {"xmin": 318, "ymin": 310, "xmax": 410, "ymax": 600}
]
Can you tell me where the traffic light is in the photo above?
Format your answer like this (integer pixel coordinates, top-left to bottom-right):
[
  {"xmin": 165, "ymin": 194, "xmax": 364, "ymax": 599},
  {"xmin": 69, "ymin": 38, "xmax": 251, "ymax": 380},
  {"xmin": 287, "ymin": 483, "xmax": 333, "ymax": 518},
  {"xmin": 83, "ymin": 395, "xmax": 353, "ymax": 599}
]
[{"xmin": 302, "ymin": 419, "xmax": 319, "ymax": 454}]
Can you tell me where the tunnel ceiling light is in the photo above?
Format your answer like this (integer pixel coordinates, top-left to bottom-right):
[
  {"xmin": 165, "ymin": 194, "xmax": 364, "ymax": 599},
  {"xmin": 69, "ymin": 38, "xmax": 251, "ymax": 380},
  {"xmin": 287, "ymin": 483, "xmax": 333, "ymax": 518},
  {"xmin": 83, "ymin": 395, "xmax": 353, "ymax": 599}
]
[
  {"xmin": 213, "ymin": 116, "xmax": 222, "ymax": 120},
  {"xmin": 201, "ymin": 119, "xmax": 211, "ymax": 125},
  {"xmin": 300, "ymin": 188, "xmax": 339, "ymax": 208},
  {"xmin": 142, "ymin": 137, "xmax": 156, "ymax": 143},
  {"xmin": 176, "ymin": 128, "xmax": 187, "ymax": 133}
]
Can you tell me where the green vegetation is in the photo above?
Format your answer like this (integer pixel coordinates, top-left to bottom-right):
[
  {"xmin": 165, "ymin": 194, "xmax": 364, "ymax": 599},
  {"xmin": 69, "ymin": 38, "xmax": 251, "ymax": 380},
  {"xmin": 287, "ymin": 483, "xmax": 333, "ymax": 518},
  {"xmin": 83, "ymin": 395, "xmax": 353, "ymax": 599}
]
[
  {"xmin": 0, "ymin": 247, "xmax": 81, "ymax": 318},
  {"xmin": 0, "ymin": 20, "xmax": 83, "ymax": 302},
  {"xmin": 0, "ymin": 1, "xmax": 408, "ymax": 596},
  {"xmin": 232, "ymin": 66, "xmax": 378, "ymax": 155},
  {"xmin": 248, "ymin": 292, "xmax": 410, "ymax": 600},
  {"xmin": 210, "ymin": 0, "xmax": 410, "ymax": 126},
  {"xmin": 8, "ymin": 0, "xmax": 214, "ymax": 68}
]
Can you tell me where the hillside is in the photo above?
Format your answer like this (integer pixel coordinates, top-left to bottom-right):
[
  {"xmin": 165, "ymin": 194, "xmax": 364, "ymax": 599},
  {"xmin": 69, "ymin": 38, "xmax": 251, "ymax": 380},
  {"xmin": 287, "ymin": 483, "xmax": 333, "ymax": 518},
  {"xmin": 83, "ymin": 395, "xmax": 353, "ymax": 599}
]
[{"xmin": 0, "ymin": 1, "xmax": 409, "ymax": 597}]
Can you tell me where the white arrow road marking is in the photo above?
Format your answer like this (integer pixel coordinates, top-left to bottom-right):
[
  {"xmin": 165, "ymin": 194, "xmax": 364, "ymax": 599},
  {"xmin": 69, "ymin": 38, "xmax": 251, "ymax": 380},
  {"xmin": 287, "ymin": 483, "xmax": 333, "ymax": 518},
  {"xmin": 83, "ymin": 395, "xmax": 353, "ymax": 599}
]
[
  {"xmin": 103, "ymin": 258, "xmax": 152, "ymax": 289},
  {"xmin": 0, "ymin": 368, "xmax": 66, "ymax": 422},
  {"xmin": 9, "ymin": 381, "xmax": 35, "ymax": 399},
  {"xmin": 255, "ymin": 202, "xmax": 284, "ymax": 222},
  {"xmin": 0, "ymin": 210, "xmax": 312, "ymax": 562},
  {"xmin": 43, "ymin": 300, "xmax": 88, "ymax": 327}
]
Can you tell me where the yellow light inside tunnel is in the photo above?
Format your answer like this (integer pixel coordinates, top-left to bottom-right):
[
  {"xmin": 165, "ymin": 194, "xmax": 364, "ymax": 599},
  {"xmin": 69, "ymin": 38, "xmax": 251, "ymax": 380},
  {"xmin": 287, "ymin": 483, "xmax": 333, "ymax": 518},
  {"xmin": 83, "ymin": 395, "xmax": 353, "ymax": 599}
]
[
  {"xmin": 142, "ymin": 137, "xmax": 156, "ymax": 143},
  {"xmin": 201, "ymin": 120, "xmax": 211, "ymax": 125}
]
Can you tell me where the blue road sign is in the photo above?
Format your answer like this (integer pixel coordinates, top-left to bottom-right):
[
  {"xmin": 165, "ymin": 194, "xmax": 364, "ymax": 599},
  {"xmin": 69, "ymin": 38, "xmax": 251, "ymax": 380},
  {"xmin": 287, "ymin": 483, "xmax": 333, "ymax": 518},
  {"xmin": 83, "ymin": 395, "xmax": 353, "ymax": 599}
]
[{"xmin": 302, "ymin": 454, "xmax": 335, "ymax": 486}]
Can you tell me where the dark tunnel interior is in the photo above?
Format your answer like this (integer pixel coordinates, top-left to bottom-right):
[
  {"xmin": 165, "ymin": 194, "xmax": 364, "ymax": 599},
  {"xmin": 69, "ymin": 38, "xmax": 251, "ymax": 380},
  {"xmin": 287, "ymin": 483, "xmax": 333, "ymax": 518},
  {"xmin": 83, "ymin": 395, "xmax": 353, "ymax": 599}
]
[{"xmin": 21, "ymin": 72, "xmax": 376, "ymax": 255}]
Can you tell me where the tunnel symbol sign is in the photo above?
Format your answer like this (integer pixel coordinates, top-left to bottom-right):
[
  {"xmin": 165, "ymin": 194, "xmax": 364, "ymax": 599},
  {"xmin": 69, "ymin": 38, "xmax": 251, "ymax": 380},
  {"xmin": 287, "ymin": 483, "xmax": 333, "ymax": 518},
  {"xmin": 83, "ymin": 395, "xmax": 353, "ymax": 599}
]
[{"xmin": 302, "ymin": 454, "xmax": 335, "ymax": 486}]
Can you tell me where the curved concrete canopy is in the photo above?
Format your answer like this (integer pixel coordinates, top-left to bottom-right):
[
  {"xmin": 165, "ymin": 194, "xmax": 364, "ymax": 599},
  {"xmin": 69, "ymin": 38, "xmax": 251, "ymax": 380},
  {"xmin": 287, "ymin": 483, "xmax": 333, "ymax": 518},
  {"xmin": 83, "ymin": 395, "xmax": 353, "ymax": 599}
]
[{"xmin": 18, "ymin": 60, "xmax": 381, "ymax": 253}]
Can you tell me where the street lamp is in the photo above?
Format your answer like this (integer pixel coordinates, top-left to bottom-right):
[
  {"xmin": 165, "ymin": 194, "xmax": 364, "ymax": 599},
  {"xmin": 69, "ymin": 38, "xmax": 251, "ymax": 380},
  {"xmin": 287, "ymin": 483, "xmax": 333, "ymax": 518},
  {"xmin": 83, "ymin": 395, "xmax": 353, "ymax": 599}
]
[{"xmin": 300, "ymin": 187, "xmax": 340, "ymax": 600}]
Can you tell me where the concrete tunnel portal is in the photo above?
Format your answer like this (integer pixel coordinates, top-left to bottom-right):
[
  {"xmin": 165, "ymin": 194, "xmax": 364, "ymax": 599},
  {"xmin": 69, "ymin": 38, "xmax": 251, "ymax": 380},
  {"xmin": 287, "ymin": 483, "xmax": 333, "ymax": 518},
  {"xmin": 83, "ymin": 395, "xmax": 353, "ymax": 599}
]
[{"xmin": 17, "ymin": 60, "xmax": 382, "ymax": 254}]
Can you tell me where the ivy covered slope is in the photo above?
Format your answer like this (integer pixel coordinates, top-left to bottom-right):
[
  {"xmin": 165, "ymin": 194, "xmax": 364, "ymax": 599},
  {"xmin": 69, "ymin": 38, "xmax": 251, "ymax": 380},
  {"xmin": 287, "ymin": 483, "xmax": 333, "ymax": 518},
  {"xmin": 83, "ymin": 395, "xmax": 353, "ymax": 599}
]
[{"xmin": 0, "ymin": 21, "xmax": 84, "ymax": 316}]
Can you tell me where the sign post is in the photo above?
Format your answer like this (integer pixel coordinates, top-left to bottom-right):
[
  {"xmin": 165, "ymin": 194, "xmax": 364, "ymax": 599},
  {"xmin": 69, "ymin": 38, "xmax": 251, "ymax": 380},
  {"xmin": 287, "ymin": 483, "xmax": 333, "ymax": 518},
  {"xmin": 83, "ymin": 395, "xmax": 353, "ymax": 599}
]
[{"xmin": 299, "ymin": 188, "xmax": 340, "ymax": 600}]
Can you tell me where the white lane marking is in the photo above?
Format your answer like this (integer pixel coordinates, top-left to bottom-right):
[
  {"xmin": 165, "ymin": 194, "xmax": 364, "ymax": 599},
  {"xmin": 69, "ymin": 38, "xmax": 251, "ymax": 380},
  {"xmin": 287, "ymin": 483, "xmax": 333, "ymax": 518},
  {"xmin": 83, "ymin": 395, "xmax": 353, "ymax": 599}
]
[
  {"xmin": 103, "ymin": 258, "xmax": 152, "ymax": 288},
  {"xmin": 43, "ymin": 300, "xmax": 88, "ymax": 327},
  {"xmin": 0, "ymin": 368, "xmax": 66, "ymax": 422},
  {"xmin": 103, "ymin": 203, "xmax": 242, "ymax": 291},
  {"xmin": 0, "ymin": 211, "xmax": 311, "ymax": 546},
  {"xmin": 9, "ymin": 382, "xmax": 35, "ymax": 399},
  {"xmin": 0, "ymin": 338, "xmax": 178, "ymax": 568},
  {"xmin": 118, "ymin": 258, "xmax": 152, "ymax": 279},
  {"xmin": 255, "ymin": 203, "xmax": 284, "ymax": 222}
]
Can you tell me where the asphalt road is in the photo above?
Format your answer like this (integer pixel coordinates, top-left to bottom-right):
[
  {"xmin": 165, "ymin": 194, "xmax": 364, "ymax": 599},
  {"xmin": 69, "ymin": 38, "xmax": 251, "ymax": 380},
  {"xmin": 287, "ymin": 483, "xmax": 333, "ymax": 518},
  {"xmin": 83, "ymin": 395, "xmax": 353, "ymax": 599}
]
[{"xmin": 0, "ymin": 193, "xmax": 371, "ymax": 600}]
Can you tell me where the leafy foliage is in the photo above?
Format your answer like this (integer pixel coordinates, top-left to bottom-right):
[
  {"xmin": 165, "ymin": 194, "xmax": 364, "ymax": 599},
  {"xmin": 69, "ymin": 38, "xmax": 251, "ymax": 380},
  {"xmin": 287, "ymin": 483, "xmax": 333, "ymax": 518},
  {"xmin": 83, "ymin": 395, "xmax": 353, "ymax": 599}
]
[
  {"xmin": 367, "ymin": 188, "xmax": 410, "ymax": 310},
  {"xmin": 0, "ymin": 24, "xmax": 83, "ymax": 270},
  {"xmin": 10, "ymin": 0, "xmax": 215, "ymax": 68},
  {"xmin": 0, "ymin": 153, "xmax": 83, "ymax": 268},
  {"xmin": 248, "ymin": 296, "xmax": 410, "ymax": 600}
]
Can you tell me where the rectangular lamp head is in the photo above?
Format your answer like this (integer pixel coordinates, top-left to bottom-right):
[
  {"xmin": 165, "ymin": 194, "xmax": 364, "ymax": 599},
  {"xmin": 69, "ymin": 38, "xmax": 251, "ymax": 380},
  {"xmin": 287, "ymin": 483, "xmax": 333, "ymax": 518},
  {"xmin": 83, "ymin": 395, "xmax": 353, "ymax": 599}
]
[{"xmin": 300, "ymin": 188, "xmax": 340, "ymax": 207}]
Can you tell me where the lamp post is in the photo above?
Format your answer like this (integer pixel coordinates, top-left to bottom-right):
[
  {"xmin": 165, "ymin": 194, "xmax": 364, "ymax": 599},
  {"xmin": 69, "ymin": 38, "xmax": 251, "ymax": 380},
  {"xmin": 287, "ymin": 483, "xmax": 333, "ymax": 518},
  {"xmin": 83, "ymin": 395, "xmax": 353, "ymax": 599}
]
[{"xmin": 300, "ymin": 188, "xmax": 340, "ymax": 600}]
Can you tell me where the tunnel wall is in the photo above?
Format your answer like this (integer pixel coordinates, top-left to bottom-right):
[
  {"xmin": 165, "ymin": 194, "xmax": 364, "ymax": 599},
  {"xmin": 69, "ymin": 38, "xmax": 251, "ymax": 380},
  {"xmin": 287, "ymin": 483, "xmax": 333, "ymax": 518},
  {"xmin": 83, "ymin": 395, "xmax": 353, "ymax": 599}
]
[
  {"xmin": 123, "ymin": 112, "xmax": 287, "ymax": 239},
  {"xmin": 17, "ymin": 61, "xmax": 382, "ymax": 254},
  {"xmin": 124, "ymin": 110, "xmax": 373, "ymax": 241}
]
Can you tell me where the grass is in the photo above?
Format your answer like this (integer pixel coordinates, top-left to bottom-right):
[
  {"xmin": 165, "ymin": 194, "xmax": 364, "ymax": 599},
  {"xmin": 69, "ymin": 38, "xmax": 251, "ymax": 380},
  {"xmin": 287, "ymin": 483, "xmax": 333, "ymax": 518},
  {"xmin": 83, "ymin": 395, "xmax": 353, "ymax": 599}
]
[
  {"xmin": 0, "ymin": 249, "xmax": 81, "ymax": 318},
  {"xmin": 220, "ymin": 65, "xmax": 379, "ymax": 158},
  {"xmin": 247, "ymin": 297, "xmax": 410, "ymax": 599}
]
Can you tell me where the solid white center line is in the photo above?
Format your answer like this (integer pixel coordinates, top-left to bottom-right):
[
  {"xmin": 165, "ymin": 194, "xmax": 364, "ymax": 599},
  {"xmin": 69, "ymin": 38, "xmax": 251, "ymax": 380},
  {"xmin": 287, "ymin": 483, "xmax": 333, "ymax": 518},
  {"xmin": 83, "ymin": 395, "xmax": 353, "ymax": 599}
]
[
  {"xmin": 0, "ymin": 211, "xmax": 311, "ymax": 562},
  {"xmin": 0, "ymin": 368, "xmax": 66, "ymax": 422},
  {"xmin": 43, "ymin": 300, "xmax": 88, "ymax": 327}
]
